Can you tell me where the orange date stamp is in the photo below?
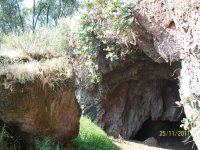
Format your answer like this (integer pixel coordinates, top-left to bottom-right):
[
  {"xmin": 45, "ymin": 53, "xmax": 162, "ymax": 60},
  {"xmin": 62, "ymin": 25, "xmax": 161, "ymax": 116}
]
[{"xmin": 159, "ymin": 130, "xmax": 190, "ymax": 137}]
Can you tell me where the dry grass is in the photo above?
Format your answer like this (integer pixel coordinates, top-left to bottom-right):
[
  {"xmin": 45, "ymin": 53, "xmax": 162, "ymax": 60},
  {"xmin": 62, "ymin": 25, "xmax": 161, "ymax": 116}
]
[
  {"xmin": 0, "ymin": 19, "xmax": 73, "ymax": 84},
  {"xmin": 0, "ymin": 55, "xmax": 73, "ymax": 83},
  {"xmin": 0, "ymin": 18, "xmax": 70, "ymax": 57}
]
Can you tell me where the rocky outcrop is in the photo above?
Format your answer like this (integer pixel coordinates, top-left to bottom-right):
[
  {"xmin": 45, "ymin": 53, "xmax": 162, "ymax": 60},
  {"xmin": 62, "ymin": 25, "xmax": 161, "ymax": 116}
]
[
  {"xmin": 75, "ymin": 0, "xmax": 200, "ymax": 149},
  {"xmin": 132, "ymin": 0, "xmax": 200, "ymax": 148},
  {"xmin": 0, "ymin": 51, "xmax": 81, "ymax": 144},
  {"xmin": 75, "ymin": 50, "xmax": 182, "ymax": 139},
  {"xmin": 132, "ymin": 0, "xmax": 180, "ymax": 63}
]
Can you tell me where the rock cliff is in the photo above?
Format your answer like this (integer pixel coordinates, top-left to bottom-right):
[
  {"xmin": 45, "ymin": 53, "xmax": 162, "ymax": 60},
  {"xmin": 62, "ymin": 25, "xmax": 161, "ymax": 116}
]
[{"xmin": 75, "ymin": 0, "xmax": 200, "ymax": 149}]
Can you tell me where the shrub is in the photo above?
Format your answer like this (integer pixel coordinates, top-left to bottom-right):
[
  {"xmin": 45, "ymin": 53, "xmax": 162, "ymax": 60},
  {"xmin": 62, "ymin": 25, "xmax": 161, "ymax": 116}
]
[
  {"xmin": 176, "ymin": 95, "xmax": 199, "ymax": 131},
  {"xmin": 176, "ymin": 95, "xmax": 199, "ymax": 146},
  {"xmin": 0, "ymin": 124, "xmax": 19, "ymax": 150},
  {"xmin": 0, "ymin": 18, "xmax": 70, "ymax": 57},
  {"xmin": 73, "ymin": 0, "xmax": 136, "ymax": 82},
  {"xmin": 0, "ymin": 19, "xmax": 73, "ymax": 84}
]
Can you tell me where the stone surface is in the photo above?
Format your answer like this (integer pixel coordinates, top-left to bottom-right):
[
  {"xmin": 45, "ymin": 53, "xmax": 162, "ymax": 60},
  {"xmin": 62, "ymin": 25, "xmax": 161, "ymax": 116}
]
[
  {"xmin": 0, "ymin": 78, "xmax": 81, "ymax": 143},
  {"xmin": 132, "ymin": 0, "xmax": 180, "ymax": 63},
  {"xmin": 143, "ymin": 137, "xmax": 159, "ymax": 147},
  {"xmin": 75, "ymin": 51, "xmax": 181, "ymax": 139},
  {"xmin": 75, "ymin": 0, "xmax": 200, "ymax": 149},
  {"xmin": 161, "ymin": 84, "xmax": 182, "ymax": 121},
  {"xmin": 0, "ymin": 54, "xmax": 81, "ymax": 144},
  {"xmin": 132, "ymin": 0, "xmax": 200, "ymax": 148}
]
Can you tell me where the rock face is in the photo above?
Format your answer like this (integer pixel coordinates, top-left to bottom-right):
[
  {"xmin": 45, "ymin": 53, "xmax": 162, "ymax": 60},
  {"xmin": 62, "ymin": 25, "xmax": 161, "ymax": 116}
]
[
  {"xmin": 75, "ymin": 51, "xmax": 182, "ymax": 139},
  {"xmin": 132, "ymin": 0, "xmax": 200, "ymax": 148},
  {"xmin": 161, "ymin": 84, "xmax": 181, "ymax": 121},
  {"xmin": 0, "ymin": 53, "xmax": 81, "ymax": 144},
  {"xmin": 75, "ymin": 0, "xmax": 200, "ymax": 149}
]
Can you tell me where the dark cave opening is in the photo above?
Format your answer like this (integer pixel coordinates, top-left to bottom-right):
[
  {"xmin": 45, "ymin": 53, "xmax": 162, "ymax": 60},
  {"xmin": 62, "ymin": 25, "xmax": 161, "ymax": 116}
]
[
  {"xmin": 0, "ymin": 120, "xmax": 34, "ymax": 150},
  {"xmin": 132, "ymin": 117, "xmax": 197, "ymax": 150},
  {"xmin": 127, "ymin": 78, "xmax": 198, "ymax": 149}
]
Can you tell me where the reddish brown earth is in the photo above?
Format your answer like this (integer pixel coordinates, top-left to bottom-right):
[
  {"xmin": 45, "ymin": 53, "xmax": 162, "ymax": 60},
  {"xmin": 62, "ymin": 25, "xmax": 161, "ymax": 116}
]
[{"xmin": 0, "ymin": 54, "xmax": 81, "ymax": 144}]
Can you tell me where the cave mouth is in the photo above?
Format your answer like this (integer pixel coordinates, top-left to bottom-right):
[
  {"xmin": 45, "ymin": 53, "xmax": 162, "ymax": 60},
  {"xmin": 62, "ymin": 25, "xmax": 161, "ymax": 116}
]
[
  {"xmin": 131, "ymin": 117, "xmax": 197, "ymax": 150},
  {"xmin": 0, "ymin": 120, "xmax": 34, "ymax": 150}
]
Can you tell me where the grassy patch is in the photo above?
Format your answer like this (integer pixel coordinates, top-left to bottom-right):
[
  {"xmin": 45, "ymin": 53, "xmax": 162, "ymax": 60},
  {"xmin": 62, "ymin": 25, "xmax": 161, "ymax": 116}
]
[
  {"xmin": 0, "ymin": 19, "xmax": 73, "ymax": 84},
  {"xmin": 34, "ymin": 116, "xmax": 117, "ymax": 150},
  {"xmin": 73, "ymin": 116, "xmax": 118, "ymax": 150},
  {"xmin": 35, "ymin": 138, "xmax": 66, "ymax": 150},
  {"xmin": 0, "ymin": 117, "xmax": 117, "ymax": 150},
  {"xmin": 0, "ymin": 55, "xmax": 73, "ymax": 84},
  {"xmin": 0, "ymin": 18, "xmax": 70, "ymax": 57}
]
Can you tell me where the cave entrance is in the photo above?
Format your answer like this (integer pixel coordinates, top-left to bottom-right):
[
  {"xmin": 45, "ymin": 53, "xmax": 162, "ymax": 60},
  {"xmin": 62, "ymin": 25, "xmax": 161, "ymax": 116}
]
[
  {"xmin": 132, "ymin": 117, "xmax": 197, "ymax": 150},
  {"xmin": 0, "ymin": 120, "xmax": 33, "ymax": 150}
]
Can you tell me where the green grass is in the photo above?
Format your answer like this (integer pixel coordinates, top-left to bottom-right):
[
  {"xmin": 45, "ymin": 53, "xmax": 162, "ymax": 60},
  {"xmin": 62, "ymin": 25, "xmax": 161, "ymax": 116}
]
[
  {"xmin": 34, "ymin": 116, "xmax": 118, "ymax": 150},
  {"xmin": 0, "ymin": 117, "xmax": 118, "ymax": 150},
  {"xmin": 35, "ymin": 138, "xmax": 66, "ymax": 150},
  {"xmin": 73, "ymin": 116, "xmax": 118, "ymax": 150}
]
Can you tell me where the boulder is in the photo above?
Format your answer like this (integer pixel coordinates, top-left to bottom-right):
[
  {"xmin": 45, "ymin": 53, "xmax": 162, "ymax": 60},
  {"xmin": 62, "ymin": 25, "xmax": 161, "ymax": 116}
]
[
  {"xmin": 143, "ymin": 137, "xmax": 159, "ymax": 147},
  {"xmin": 0, "ymin": 51, "xmax": 81, "ymax": 143}
]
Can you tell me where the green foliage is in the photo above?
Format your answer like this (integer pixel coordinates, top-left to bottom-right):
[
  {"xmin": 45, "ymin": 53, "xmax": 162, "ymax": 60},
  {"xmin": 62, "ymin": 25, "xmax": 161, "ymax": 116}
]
[
  {"xmin": 0, "ymin": 0, "xmax": 78, "ymax": 35},
  {"xmin": 176, "ymin": 95, "xmax": 199, "ymax": 133},
  {"xmin": 32, "ymin": 0, "xmax": 78, "ymax": 28},
  {"xmin": 35, "ymin": 138, "xmax": 66, "ymax": 150},
  {"xmin": 34, "ymin": 116, "xmax": 117, "ymax": 150},
  {"xmin": 1, "ymin": 18, "xmax": 70, "ymax": 57},
  {"xmin": 0, "ymin": 117, "xmax": 117, "ymax": 150},
  {"xmin": 0, "ymin": 124, "xmax": 18, "ymax": 150},
  {"xmin": 181, "ymin": 116, "xmax": 196, "ymax": 131},
  {"xmin": 73, "ymin": 116, "xmax": 118, "ymax": 150},
  {"xmin": 176, "ymin": 96, "xmax": 200, "ymax": 109},
  {"xmin": 0, "ymin": 0, "xmax": 25, "ymax": 35},
  {"xmin": 75, "ymin": 0, "xmax": 136, "ymax": 82}
]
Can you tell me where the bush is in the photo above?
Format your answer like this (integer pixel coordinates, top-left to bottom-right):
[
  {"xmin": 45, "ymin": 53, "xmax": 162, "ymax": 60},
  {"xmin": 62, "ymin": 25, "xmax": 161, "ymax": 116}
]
[
  {"xmin": 0, "ymin": 124, "xmax": 19, "ymax": 150},
  {"xmin": 73, "ymin": 0, "xmax": 136, "ymax": 82},
  {"xmin": 0, "ymin": 18, "xmax": 70, "ymax": 57},
  {"xmin": 0, "ymin": 19, "xmax": 73, "ymax": 84}
]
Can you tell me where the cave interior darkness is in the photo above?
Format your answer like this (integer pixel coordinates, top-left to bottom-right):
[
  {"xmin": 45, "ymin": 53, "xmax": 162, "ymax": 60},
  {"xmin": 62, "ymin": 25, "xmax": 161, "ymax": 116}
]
[
  {"xmin": 128, "ymin": 78, "xmax": 197, "ymax": 149},
  {"xmin": 132, "ymin": 116, "xmax": 197, "ymax": 150}
]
